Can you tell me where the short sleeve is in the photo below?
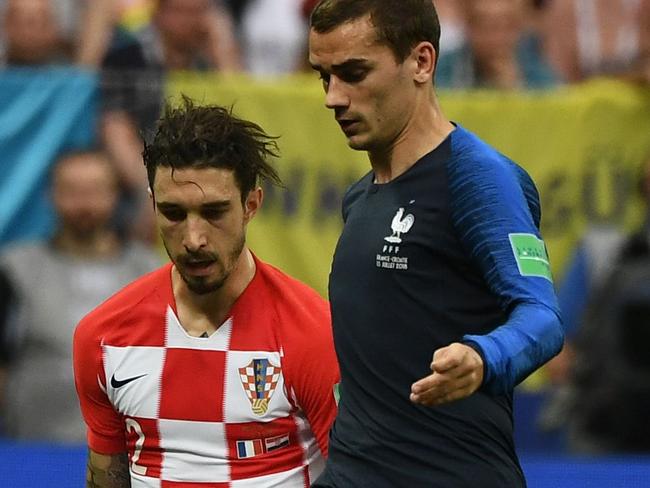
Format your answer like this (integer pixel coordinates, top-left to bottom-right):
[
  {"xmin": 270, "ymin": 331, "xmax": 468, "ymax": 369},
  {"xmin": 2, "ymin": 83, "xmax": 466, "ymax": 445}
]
[
  {"xmin": 282, "ymin": 301, "xmax": 339, "ymax": 457},
  {"xmin": 73, "ymin": 317, "xmax": 126, "ymax": 454}
]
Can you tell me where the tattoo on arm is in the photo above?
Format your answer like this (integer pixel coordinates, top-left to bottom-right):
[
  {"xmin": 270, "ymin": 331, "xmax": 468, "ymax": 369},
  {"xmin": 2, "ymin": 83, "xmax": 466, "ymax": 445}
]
[{"xmin": 86, "ymin": 449, "xmax": 131, "ymax": 488}]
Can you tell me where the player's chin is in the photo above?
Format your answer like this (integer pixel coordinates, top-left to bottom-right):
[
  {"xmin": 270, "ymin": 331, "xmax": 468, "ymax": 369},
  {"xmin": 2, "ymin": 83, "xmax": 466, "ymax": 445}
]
[
  {"xmin": 345, "ymin": 134, "xmax": 369, "ymax": 150},
  {"xmin": 181, "ymin": 271, "xmax": 227, "ymax": 295}
]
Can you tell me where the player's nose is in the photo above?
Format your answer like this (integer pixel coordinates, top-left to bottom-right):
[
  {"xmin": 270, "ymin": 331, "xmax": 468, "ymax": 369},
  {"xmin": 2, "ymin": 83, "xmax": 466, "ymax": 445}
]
[
  {"xmin": 182, "ymin": 215, "xmax": 208, "ymax": 251},
  {"xmin": 325, "ymin": 76, "xmax": 350, "ymax": 109}
]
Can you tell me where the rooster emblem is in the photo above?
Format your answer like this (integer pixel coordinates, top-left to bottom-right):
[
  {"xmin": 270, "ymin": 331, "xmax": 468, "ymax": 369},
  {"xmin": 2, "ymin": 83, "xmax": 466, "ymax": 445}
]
[{"xmin": 384, "ymin": 207, "xmax": 415, "ymax": 243}]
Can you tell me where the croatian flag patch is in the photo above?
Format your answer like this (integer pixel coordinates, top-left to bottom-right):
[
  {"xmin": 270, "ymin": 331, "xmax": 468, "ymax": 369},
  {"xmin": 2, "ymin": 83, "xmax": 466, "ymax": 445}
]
[
  {"xmin": 264, "ymin": 434, "xmax": 290, "ymax": 452},
  {"xmin": 236, "ymin": 439, "xmax": 264, "ymax": 459}
]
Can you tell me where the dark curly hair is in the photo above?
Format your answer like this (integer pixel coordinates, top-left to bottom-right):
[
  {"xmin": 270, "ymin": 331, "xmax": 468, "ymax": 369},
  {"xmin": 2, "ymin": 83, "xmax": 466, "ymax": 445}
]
[{"xmin": 143, "ymin": 96, "xmax": 282, "ymax": 203}]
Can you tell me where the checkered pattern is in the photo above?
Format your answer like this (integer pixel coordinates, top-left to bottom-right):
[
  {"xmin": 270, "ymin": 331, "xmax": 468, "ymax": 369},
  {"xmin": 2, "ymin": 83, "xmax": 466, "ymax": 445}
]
[
  {"xmin": 238, "ymin": 359, "xmax": 282, "ymax": 416},
  {"xmin": 239, "ymin": 361, "xmax": 282, "ymax": 400},
  {"xmin": 74, "ymin": 263, "xmax": 334, "ymax": 487}
]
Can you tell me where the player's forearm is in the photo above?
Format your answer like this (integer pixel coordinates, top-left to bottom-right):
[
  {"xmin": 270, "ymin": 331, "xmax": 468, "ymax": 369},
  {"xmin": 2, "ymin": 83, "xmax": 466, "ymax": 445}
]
[
  {"xmin": 463, "ymin": 302, "xmax": 564, "ymax": 394},
  {"xmin": 86, "ymin": 450, "xmax": 131, "ymax": 488}
]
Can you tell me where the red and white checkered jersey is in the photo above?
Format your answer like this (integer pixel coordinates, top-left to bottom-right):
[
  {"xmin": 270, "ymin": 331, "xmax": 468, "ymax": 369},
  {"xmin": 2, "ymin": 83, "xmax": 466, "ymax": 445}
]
[{"xmin": 73, "ymin": 255, "xmax": 339, "ymax": 487}]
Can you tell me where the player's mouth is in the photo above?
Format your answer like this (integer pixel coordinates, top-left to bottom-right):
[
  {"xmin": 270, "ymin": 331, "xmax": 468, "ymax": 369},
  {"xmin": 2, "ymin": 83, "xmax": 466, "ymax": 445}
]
[
  {"xmin": 183, "ymin": 259, "xmax": 217, "ymax": 277},
  {"xmin": 337, "ymin": 119, "xmax": 359, "ymax": 134}
]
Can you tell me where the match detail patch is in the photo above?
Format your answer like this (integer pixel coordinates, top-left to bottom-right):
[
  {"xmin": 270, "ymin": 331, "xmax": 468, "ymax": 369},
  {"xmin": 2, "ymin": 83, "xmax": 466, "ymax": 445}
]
[{"xmin": 508, "ymin": 233, "xmax": 552, "ymax": 282}]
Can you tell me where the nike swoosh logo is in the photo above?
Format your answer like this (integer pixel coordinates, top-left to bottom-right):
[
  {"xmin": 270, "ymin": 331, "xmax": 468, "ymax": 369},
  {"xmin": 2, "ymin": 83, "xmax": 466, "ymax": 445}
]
[{"xmin": 110, "ymin": 373, "xmax": 147, "ymax": 388}]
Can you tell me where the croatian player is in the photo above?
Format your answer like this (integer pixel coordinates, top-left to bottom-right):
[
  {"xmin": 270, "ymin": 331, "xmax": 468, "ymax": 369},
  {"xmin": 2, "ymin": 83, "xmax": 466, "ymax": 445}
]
[{"xmin": 73, "ymin": 98, "xmax": 339, "ymax": 487}]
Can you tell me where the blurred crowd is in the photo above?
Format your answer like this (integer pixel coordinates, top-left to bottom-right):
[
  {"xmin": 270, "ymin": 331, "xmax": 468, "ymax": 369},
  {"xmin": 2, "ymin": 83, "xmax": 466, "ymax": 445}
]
[
  {"xmin": 0, "ymin": 0, "xmax": 649, "ymax": 454},
  {"xmin": 1, "ymin": 0, "xmax": 648, "ymax": 80}
]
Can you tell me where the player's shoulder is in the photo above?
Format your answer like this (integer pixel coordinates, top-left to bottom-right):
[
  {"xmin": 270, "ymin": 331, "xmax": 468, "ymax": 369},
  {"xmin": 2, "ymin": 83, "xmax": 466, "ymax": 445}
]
[
  {"xmin": 342, "ymin": 171, "xmax": 373, "ymax": 208},
  {"xmin": 257, "ymin": 258, "xmax": 327, "ymax": 308},
  {"xmin": 256, "ymin": 258, "xmax": 330, "ymax": 327},
  {"xmin": 450, "ymin": 125, "xmax": 511, "ymax": 168},
  {"xmin": 75, "ymin": 263, "xmax": 171, "ymax": 339},
  {"xmin": 448, "ymin": 125, "xmax": 535, "ymax": 187}
]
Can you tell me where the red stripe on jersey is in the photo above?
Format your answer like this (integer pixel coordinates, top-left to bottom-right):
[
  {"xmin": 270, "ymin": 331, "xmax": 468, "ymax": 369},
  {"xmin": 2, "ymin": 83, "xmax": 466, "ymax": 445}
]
[
  {"xmin": 159, "ymin": 349, "xmax": 226, "ymax": 422},
  {"xmin": 161, "ymin": 481, "xmax": 229, "ymax": 487},
  {"xmin": 302, "ymin": 464, "xmax": 311, "ymax": 487},
  {"xmin": 125, "ymin": 417, "xmax": 162, "ymax": 479},
  {"xmin": 226, "ymin": 417, "xmax": 303, "ymax": 480}
]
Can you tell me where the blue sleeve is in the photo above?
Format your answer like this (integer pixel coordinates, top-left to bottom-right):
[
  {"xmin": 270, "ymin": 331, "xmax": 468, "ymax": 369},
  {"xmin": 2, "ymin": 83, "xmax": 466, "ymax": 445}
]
[
  {"xmin": 447, "ymin": 143, "xmax": 564, "ymax": 394},
  {"xmin": 555, "ymin": 245, "xmax": 589, "ymax": 339}
]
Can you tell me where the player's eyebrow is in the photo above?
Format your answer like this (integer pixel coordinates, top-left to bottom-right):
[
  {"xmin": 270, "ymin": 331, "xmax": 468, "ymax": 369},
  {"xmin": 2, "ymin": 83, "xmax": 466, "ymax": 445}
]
[
  {"xmin": 311, "ymin": 58, "xmax": 372, "ymax": 72},
  {"xmin": 156, "ymin": 200, "xmax": 231, "ymax": 210},
  {"xmin": 200, "ymin": 201, "xmax": 231, "ymax": 210},
  {"xmin": 333, "ymin": 59, "xmax": 372, "ymax": 70}
]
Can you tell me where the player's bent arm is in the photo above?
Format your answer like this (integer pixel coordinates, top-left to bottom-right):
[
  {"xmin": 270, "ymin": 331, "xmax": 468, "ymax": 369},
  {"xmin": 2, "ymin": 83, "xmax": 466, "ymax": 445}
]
[
  {"xmin": 86, "ymin": 449, "xmax": 130, "ymax": 488},
  {"xmin": 447, "ymin": 152, "xmax": 564, "ymax": 395},
  {"xmin": 463, "ymin": 301, "xmax": 564, "ymax": 395}
]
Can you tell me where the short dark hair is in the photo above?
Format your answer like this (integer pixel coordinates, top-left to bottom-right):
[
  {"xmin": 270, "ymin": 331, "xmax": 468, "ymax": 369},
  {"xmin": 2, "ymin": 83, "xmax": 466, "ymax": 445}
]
[
  {"xmin": 143, "ymin": 96, "xmax": 282, "ymax": 203},
  {"xmin": 53, "ymin": 149, "xmax": 118, "ymax": 186},
  {"xmin": 310, "ymin": 0, "xmax": 440, "ymax": 63}
]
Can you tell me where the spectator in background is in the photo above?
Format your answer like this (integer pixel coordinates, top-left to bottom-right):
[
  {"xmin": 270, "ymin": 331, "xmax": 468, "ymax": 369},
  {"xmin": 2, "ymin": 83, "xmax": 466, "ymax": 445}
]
[
  {"xmin": 436, "ymin": 0, "xmax": 559, "ymax": 89},
  {"xmin": 237, "ymin": 0, "xmax": 309, "ymax": 76},
  {"xmin": 434, "ymin": 0, "xmax": 467, "ymax": 56},
  {"xmin": 0, "ymin": 150, "xmax": 160, "ymax": 442},
  {"xmin": 101, "ymin": 0, "xmax": 242, "ymax": 243},
  {"xmin": 77, "ymin": 0, "xmax": 120, "ymax": 68},
  {"xmin": 0, "ymin": 0, "xmax": 69, "ymax": 65},
  {"xmin": 545, "ymin": 0, "xmax": 650, "ymax": 83},
  {"xmin": 641, "ymin": 0, "xmax": 650, "ymax": 82},
  {"xmin": 0, "ymin": 0, "xmax": 120, "ymax": 67}
]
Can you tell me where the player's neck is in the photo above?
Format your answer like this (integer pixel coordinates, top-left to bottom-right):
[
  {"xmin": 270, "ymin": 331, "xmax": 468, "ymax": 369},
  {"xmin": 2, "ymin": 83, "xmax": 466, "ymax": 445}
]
[
  {"xmin": 173, "ymin": 248, "xmax": 256, "ymax": 335},
  {"xmin": 370, "ymin": 97, "xmax": 454, "ymax": 184}
]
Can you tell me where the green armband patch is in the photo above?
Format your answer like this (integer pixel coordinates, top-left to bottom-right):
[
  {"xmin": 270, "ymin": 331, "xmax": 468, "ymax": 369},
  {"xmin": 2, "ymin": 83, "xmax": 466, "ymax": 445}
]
[
  {"xmin": 333, "ymin": 383, "xmax": 340, "ymax": 406},
  {"xmin": 508, "ymin": 233, "xmax": 553, "ymax": 282}
]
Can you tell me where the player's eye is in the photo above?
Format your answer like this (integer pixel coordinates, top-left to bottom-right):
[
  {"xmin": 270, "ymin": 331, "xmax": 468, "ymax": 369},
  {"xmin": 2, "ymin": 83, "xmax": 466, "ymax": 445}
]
[
  {"xmin": 340, "ymin": 70, "xmax": 367, "ymax": 83},
  {"xmin": 319, "ymin": 72, "xmax": 331, "ymax": 86},
  {"xmin": 201, "ymin": 208, "xmax": 226, "ymax": 221},
  {"xmin": 160, "ymin": 208, "xmax": 186, "ymax": 222}
]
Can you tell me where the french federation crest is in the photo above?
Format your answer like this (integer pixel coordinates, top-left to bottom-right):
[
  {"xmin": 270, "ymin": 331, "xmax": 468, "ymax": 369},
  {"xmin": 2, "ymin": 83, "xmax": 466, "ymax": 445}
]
[
  {"xmin": 239, "ymin": 359, "xmax": 282, "ymax": 415},
  {"xmin": 384, "ymin": 207, "xmax": 415, "ymax": 243}
]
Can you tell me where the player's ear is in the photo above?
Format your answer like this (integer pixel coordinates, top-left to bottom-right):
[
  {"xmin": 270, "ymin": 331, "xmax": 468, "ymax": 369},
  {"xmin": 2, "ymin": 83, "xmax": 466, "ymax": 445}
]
[
  {"xmin": 243, "ymin": 187, "xmax": 263, "ymax": 224},
  {"xmin": 411, "ymin": 41, "xmax": 436, "ymax": 84}
]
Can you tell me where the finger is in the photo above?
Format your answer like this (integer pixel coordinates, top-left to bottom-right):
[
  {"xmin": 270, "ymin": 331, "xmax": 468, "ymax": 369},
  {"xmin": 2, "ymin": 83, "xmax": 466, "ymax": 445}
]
[
  {"xmin": 410, "ymin": 374, "xmax": 476, "ymax": 405},
  {"xmin": 430, "ymin": 343, "xmax": 468, "ymax": 372},
  {"xmin": 411, "ymin": 371, "xmax": 446, "ymax": 395},
  {"xmin": 411, "ymin": 369, "xmax": 475, "ymax": 398},
  {"xmin": 411, "ymin": 359, "xmax": 477, "ymax": 396},
  {"xmin": 425, "ymin": 383, "xmax": 476, "ymax": 406},
  {"xmin": 430, "ymin": 346, "xmax": 457, "ymax": 372}
]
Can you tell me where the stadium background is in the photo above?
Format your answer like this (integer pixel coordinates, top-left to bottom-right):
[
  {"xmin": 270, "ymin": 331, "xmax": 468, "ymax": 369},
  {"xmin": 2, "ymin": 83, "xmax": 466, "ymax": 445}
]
[{"xmin": 2, "ymin": 69, "xmax": 650, "ymax": 486}]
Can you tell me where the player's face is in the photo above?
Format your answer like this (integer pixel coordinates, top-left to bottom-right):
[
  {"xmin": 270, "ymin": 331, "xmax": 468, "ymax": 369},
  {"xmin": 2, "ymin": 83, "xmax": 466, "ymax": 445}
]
[
  {"xmin": 309, "ymin": 15, "xmax": 417, "ymax": 152},
  {"xmin": 153, "ymin": 166, "xmax": 261, "ymax": 295}
]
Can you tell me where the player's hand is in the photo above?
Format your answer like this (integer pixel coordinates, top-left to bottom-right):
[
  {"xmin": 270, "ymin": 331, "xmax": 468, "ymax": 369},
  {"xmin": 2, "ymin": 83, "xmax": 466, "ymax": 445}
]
[{"xmin": 409, "ymin": 343, "xmax": 484, "ymax": 406}]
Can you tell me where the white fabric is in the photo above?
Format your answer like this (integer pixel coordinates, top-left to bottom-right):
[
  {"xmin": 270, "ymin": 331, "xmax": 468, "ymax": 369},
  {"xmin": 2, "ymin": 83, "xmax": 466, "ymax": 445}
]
[{"xmin": 241, "ymin": 0, "xmax": 307, "ymax": 76}]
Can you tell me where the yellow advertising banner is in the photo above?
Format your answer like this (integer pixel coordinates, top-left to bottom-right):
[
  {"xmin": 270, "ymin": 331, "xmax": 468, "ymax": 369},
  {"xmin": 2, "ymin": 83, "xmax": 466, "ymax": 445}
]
[{"xmin": 168, "ymin": 74, "xmax": 650, "ymax": 297}]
